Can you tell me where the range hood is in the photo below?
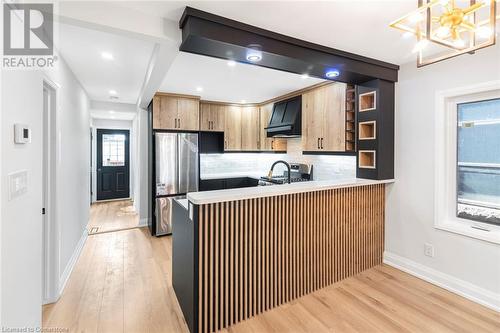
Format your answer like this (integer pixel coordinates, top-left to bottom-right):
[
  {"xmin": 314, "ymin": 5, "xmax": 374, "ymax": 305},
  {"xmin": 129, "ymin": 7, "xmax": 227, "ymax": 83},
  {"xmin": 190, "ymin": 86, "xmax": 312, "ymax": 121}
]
[{"xmin": 265, "ymin": 95, "xmax": 302, "ymax": 137}]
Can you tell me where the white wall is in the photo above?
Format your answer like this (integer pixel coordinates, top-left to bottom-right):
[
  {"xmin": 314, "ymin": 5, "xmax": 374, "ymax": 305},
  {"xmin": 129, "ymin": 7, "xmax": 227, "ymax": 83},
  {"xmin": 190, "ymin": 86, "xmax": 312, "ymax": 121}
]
[
  {"xmin": 385, "ymin": 43, "xmax": 500, "ymax": 310},
  {"xmin": 1, "ymin": 55, "xmax": 90, "ymax": 327},
  {"xmin": 45, "ymin": 57, "xmax": 90, "ymax": 293},
  {"xmin": 1, "ymin": 70, "xmax": 44, "ymax": 327},
  {"xmin": 136, "ymin": 108, "xmax": 150, "ymax": 225}
]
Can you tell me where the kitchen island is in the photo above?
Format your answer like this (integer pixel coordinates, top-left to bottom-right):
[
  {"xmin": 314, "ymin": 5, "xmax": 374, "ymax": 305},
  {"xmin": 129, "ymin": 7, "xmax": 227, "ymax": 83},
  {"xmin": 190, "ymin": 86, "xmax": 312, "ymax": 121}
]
[{"xmin": 172, "ymin": 178, "xmax": 393, "ymax": 333}]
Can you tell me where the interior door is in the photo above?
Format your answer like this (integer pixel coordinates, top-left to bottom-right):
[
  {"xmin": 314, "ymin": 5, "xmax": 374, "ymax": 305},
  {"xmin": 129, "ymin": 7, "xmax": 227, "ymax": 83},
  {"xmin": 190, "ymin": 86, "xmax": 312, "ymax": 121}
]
[{"xmin": 97, "ymin": 129, "xmax": 130, "ymax": 200}]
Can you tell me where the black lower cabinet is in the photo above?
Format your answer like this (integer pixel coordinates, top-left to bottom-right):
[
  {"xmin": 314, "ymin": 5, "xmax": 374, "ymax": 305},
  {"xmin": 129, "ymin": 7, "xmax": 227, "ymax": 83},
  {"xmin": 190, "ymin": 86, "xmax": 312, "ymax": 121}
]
[
  {"xmin": 172, "ymin": 200, "xmax": 196, "ymax": 333},
  {"xmin": 199, "ymin": 177, "xmax": 259, "ymax": 191}
]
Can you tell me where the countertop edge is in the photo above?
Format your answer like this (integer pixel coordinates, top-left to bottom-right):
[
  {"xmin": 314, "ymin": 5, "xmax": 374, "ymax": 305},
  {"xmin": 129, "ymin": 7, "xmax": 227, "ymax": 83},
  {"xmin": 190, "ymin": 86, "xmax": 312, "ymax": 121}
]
[{"xmin": 188, "ymin": 178, "xmax": 395, "ymax": 205}]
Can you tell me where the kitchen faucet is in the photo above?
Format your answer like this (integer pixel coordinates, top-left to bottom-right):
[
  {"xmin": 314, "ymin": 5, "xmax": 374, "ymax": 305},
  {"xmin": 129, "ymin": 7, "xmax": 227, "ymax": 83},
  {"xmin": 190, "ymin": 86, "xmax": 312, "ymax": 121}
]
[{"xmin": 267, "ymin": 160, "xmax": 291, "ymax": 184}]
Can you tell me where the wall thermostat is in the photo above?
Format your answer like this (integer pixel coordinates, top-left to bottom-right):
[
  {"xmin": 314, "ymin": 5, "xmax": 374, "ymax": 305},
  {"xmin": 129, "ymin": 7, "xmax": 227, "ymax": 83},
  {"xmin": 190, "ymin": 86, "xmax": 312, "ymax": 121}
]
[{"xmin": 14, "ymin": 124, "xmax": 31, "ymax": 144}]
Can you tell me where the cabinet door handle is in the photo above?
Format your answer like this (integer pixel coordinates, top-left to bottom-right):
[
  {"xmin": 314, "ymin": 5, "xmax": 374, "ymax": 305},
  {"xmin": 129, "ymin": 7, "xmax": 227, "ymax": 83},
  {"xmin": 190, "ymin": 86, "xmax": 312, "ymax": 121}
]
[
  {"xmin": 271, "ymin": 140, "xmax": 274, "ymax": 150},
  {"xmin": 321, "ymin": 137, "xmax": 324, "ymax": 149},
  {"xmin": 317, "ymin": 138, "xmax": 320, "ymax": 149},
  {"xmin": 174, "ymin": 118, "xmax": 177, "ymax": 128},
  {"xmin": 210, "ymin": 121, "xmax": 213, "ymax": 130},
  {"xmin": 178, "ymin": 118, "xmax": 181, "ymax": 128},
  {"xmin": 209, "ymin": 121, "xmax": 212, "ymax": 130}
]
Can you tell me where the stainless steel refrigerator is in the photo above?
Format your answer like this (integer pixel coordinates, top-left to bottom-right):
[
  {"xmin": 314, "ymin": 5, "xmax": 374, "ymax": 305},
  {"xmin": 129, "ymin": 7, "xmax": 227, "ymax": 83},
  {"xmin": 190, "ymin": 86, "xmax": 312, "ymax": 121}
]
[{"xmin": 154, "ymin": 132, "xmax": 198, "ymax": 236}]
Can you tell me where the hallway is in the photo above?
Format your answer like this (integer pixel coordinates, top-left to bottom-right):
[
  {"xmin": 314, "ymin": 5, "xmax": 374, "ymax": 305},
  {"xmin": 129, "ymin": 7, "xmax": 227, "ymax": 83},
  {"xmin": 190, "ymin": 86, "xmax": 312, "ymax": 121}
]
[
  {"xmin": 42, "ymin": 228, "xmax": 188, "ymax": 332},
  {"xmin": 42, "ymin": 228, "xmax": 500, "ymax": 333},
  {"xmin": 88, "ymin": 200, "xmax": 139, "ymax": 234}
]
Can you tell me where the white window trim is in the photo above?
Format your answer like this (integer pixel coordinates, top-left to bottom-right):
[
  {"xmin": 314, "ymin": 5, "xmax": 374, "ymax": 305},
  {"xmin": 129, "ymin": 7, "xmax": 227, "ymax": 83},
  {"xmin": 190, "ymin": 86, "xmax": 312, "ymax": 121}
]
[{"xmin": 434, "ymin": 80, "xmax": 500, "ymax": 245}]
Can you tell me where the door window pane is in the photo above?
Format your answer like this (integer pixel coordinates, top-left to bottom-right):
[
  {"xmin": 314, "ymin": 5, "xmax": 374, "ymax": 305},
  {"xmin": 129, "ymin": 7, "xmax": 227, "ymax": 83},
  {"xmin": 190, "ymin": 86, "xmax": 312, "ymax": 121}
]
[
  {"xmin": 457, "ymin": 98, "xmax": 500, "ymax": 225},
  {"xmin": 102, "ymin": 134, "xmax": 125, "ymax": 167}
]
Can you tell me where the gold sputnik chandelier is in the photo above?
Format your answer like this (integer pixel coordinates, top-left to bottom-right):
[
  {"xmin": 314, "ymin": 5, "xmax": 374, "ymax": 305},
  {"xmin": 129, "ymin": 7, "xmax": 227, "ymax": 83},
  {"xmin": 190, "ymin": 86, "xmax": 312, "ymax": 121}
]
[{"xmin": 390, "ymin": 0, "xmax": 498, "ymax": 67}]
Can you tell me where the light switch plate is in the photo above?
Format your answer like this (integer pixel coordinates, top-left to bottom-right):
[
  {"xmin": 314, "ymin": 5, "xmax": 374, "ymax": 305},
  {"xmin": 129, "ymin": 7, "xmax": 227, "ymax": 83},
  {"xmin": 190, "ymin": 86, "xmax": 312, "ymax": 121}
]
[{"xmin": 8, "ymin": 170, "xmax": 28, "ymax": 201}]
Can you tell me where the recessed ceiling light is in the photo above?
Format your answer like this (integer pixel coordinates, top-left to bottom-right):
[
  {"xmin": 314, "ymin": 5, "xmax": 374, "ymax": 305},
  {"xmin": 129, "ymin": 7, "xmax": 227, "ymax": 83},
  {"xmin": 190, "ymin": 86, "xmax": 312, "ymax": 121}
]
[
  {"xmin": 240, "ymin": 100, "xmax": 246, "ymax": 104},
  {"xmin": 301, "ymin": 74, "xmax": 309, "ymax": 79},
  {"xmin": 325, "ymin": 70, "xmax": 340, "ymax": 78},
  {"xmin": 246, "ymin": 53, "xmax": 262, "ymax": 62},
  {"xmin": 196, "ymin": 86, "xmax": 203, "ymax": 92},
  {"xmin": 227, "ymin": 60, "xmax": 236, "ymax": 67},
  {"xmin": 101, "ymin": 52, "xmax": 114, "ymax": 60},
  {"xmin": 109, "ymin": 90, "xmax": 117, "ymax": 95}
]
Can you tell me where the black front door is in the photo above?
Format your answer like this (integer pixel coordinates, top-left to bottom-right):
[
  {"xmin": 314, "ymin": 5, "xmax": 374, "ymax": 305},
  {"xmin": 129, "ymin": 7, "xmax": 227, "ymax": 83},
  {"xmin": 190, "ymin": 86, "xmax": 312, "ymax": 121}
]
[{"xmin": 97, "ymin": 129, "xmax": 130, "ymax": 200}]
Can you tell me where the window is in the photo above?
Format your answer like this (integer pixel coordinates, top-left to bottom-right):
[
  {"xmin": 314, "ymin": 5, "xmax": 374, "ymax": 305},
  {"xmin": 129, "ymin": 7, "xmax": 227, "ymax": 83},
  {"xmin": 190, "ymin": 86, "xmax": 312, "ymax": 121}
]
[
  {"xmin": 456, "ymin": 99, "xmax": 500, "ymax": 225},
  {"xmin": 435, "ymin": 82, "xmax": 500, "ymax": 244},
  {"xmin": 102, "ymin": 134, "xmax": 125, "ymax": 167}
]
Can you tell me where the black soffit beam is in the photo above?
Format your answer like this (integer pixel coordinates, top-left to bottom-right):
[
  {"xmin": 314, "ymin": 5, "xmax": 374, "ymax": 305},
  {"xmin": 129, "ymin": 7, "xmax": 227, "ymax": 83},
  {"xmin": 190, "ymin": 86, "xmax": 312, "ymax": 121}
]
[{"xmin": 179, "ymin": 7, "xmax": 399, "ymax": 84}]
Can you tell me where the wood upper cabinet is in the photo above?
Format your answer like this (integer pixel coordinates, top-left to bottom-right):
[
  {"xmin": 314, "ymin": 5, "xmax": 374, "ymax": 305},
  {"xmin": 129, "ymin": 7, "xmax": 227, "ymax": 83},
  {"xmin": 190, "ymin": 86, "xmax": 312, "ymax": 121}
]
[
  {"xmin": 177, "ymin": 97, "xmax": 200, "ymax": 130},
  {"xmin": 322, "ymin": 83, "xmax": 346, "ymax": 151},
  {"xmin": 240, "ymin": 106, "xmax": 260, "ymax": 151},
  {"xmin": 200, "ymin": 102, "xmax": 225, "ymax": 132},
  {"xmin": 259, "ymin": 103, "xmax": 287, "ymax": 151},
  {"xmin": 153, "ymin": 94, "xmax": 199, "ymax": 131},
  {"xmin": 224, "ymin": 106, "xmax": 242, "ymax": 150},
  {"xmin": 302, "ymin": 83, "xmax": 346, "ymax": 151},
  {"xmin": 302, "ymin": 88, "xmax": 324, "ymax": 151}
]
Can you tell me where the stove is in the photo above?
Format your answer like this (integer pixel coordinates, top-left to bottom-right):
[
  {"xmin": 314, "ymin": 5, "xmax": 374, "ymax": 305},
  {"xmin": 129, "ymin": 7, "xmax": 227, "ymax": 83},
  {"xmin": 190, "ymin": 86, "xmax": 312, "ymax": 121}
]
[{"xmin": 259, "ymin": 163, "xmax": 313, "ymax": 186}]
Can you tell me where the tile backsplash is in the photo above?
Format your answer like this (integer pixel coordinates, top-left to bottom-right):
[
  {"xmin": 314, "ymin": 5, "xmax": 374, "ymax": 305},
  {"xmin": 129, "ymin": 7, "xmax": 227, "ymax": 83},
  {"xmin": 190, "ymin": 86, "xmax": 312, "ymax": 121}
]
[{"xmin": 200, "ymin": 138, "xmax": 356, "ymax": 180}]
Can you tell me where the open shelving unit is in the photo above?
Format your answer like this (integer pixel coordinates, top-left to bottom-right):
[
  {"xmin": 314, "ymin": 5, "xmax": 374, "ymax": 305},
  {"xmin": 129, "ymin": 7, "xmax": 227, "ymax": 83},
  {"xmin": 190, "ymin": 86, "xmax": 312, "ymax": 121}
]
[
  {"xmin": 359, "ymin": 121, "xmax": 376, "ymax": 140},
  {"xmin": 359, "ymin": 150, "xmax": 376, "ymax": 169},
  {"xmin": 356, "ymin": 80, "xmax": 394, "ymax": 180},
  {"xmin": 345, "ymin": 84, "xmax": 356, "ymax": 152},
  {"xmin": 359, "ymin": 91, "xmax": 376, "ymax": 112}
]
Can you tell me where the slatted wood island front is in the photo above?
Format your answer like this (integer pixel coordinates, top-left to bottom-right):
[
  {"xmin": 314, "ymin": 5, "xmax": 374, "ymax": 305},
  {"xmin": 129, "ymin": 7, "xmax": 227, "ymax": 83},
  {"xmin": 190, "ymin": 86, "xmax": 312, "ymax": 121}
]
[{"xmin": 172, "ymin": 180, "xmax": 389, "ymax": 333}]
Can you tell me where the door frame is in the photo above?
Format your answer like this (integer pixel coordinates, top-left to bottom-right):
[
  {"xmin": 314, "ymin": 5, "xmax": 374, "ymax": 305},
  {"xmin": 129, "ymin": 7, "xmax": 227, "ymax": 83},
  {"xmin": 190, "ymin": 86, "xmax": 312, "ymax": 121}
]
[
  {"xmin": 96, "ymin": 128, "xmax": 131, "ymax": 201},
  {"xmin": 42, "ymin": 78, "xmax": 60, "ymax": 304}
]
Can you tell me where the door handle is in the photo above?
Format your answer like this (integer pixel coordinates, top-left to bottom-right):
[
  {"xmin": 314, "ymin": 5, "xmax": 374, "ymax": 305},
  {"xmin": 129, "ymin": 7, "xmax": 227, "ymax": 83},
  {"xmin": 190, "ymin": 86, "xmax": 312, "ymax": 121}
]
[
  {"xmin": 174, "ymin": 118, "xmax": 177, "ymax": 128},
  {"xmin": 178, "ymin": 118, "xmax": 181, "ymax": 128},
  {"xmin": 317, "ymin": 138, "xmax": 320, "ymax": 149},
  {"xmin": 271, "ymin": 140, "xmax": 274, "ymax": 150},
  {"xmin": 321, "ymin": 138, "xmax": 324, "ymax": 149}
]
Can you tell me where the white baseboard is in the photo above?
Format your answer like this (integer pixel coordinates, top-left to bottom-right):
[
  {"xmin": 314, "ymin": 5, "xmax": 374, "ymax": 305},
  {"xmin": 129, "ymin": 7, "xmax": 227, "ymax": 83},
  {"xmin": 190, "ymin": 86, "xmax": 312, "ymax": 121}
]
[
  {"xmin": 138, "ymin": 218, "xmax": 149, "ymax": 228},
  {"xmin": 383, "ymin": 251, "xmax": 500, "ymax": 312},
  {"xmin": 58, "ymin": 229, "xmax": 88, "ymax": 294}
]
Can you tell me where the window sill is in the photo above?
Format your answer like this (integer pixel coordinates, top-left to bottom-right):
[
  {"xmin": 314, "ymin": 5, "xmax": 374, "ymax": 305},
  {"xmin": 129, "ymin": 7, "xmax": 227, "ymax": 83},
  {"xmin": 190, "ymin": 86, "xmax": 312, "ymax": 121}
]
[{"xmin": 435, "ymin": 220, "xmax": 500, "ymax": 245}]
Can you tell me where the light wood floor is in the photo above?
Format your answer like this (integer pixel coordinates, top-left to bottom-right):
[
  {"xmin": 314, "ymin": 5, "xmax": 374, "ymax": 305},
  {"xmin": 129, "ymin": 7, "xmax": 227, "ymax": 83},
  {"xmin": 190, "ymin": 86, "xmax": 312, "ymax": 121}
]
[
  {"xmin": 88, "ymin": 200, "xmax": 139, "ymax": 234},
  {"xmin": 43, "ymin": 228, "xmax": 500, "ymax": 333}
]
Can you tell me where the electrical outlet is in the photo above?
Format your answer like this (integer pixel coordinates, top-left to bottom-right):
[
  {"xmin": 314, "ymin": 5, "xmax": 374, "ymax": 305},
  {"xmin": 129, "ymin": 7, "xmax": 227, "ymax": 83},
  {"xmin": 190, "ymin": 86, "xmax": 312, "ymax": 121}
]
[{"xmin": 424, "ymin": 243, "xmax": 434, "ymax": 258}]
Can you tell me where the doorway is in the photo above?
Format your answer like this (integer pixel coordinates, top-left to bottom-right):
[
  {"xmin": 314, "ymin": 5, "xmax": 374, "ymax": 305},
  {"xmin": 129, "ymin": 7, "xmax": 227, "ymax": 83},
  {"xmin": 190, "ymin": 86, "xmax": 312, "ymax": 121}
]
[
  {"xmin": 42, "ymin": 80, "xmax": 58, "ymax": 304},
  {"xmin": 96, "ymin": 129, "xmax": 130, "ymax": 201}
]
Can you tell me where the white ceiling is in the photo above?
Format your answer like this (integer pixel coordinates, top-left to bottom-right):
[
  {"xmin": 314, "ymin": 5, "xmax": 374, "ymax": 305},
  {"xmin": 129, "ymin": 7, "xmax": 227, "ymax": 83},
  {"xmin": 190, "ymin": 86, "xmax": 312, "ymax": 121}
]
[
  {"xmin": 57, "ymin": 23, "xmax": 156, "ymax": 104},
  {"xmin": 115, "ymin": 0, "xmax": 420, "ymax": 65},
  {"xmin": 159, "ymin": 52, "xmax": 325, "ymax": 103},
  {"xmin": 89, "ymin": 101, "xmax": 138, "ymax": 121}
]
